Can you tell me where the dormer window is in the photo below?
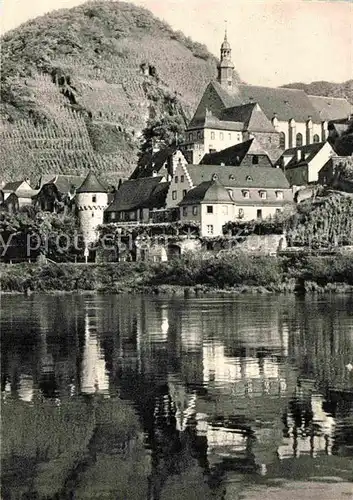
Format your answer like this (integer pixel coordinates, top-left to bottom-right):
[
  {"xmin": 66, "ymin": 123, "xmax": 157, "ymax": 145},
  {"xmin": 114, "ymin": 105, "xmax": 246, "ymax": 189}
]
[
  {"xmin": 276, "ymin": 191, "xmax": 283, "ymax": 200},
  {"xmin": 229, "ymin": 174, "xmax": 235, "ymax": 180},
  {"xmin": 242, "ymin": 190, "xmax": 250, "ymax": 199},
  {"xmin": 259, "ymin": 190, "xmax": 267, "ymax": 200},
  {"xmin": 252, "ymin": 156, "xmax": 259, "ymax": 165},
  {"xmin": 212, "ymin": 173, "xmax": 218, "ymax": 180},
  {"xmin": 246, "ymin": 175, "xmax": 253, "ymax": 182}
]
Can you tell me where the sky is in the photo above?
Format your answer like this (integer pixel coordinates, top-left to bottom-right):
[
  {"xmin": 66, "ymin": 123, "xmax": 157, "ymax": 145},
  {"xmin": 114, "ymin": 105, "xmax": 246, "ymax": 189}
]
[{"xmin": 1, "ymin": 0, "xmax": 352, "ymax": 86}]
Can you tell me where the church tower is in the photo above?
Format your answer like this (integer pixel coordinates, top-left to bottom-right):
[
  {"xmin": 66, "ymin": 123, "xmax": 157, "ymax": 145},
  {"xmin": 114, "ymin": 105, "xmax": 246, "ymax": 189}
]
[
  {"xmin": 217, "ymin": 28, "xmax": 235, "ymax": 88},
  {"xmin": 76, "ymin": 172, "xmax": 108, "ymax": 249}
]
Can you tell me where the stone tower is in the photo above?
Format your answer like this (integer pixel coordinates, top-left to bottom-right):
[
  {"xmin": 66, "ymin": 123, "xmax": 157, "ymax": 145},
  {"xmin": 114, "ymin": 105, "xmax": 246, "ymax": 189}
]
[
  {"xmin": 76, "ymin": 172, "xmax": 108, "ymax": 248},
  {"xmin": 217, "ymin": 28, "xmax": 235, "ymax": 88}
]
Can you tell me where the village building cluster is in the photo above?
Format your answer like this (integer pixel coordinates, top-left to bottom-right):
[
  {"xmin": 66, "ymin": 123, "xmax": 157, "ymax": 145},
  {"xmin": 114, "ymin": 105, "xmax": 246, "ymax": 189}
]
[{"xmin": 1, "ymin": 32, "xmax": 352, "ymax": 256}]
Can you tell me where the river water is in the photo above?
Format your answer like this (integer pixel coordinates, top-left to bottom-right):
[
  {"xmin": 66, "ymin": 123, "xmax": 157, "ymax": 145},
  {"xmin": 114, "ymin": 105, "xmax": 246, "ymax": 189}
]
[{"xmin": 1, "ymin": 294, "xmax": 353, "ymax": 499}]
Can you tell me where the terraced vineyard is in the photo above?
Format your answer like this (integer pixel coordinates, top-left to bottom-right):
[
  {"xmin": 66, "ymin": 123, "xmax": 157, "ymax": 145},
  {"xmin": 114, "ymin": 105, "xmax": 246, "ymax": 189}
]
[{"xmin": 1, "ymin": 1, "xmax": 232, "ymax": 183}]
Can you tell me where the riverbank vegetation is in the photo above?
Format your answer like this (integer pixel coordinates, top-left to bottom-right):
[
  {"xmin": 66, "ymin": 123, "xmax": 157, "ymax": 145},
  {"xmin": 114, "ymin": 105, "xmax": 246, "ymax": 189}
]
[{"xmin": 2, "ymin": 252, "xmax": 353, "ymax": 294}]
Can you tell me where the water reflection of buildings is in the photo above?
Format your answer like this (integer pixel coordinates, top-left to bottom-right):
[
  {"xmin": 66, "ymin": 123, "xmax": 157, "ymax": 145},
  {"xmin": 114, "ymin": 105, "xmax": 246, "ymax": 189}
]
[
  {"xmin": 2, "ymin": 295, "xmax": 353, "ymax": 496},
  {"xmin": 80, "ymin": 301, "xmax": 109, "ymax": 395}
]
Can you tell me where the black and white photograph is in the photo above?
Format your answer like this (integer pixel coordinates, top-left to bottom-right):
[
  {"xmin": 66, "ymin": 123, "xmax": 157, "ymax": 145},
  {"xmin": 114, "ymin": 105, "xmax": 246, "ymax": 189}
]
[{"xmin": 1, "ymin": 0, "xmax": 353, "ymax": 498}]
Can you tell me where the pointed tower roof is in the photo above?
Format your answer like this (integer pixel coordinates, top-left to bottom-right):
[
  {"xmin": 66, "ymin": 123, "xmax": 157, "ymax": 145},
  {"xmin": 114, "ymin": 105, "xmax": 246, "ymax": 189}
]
[
  {"xmin": 221, "ymin": 26, "xmax": 231, "ymax": 50},
  {"xmin": 76, "ymin": 172, "xmax": 107, "ymax": 193}
]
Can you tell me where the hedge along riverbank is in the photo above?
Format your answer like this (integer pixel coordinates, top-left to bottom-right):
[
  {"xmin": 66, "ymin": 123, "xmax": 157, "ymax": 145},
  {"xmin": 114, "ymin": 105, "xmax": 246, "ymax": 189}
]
[{"xmin": 2, "ymin": 253, "xmax": 353, "ymax": 293}]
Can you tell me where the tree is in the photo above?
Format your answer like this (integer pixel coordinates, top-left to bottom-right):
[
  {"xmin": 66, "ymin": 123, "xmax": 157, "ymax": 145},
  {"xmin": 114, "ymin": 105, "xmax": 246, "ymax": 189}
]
[{"xmin": 139, "ymin": 114, "xmax": 186, "ymax": 157}]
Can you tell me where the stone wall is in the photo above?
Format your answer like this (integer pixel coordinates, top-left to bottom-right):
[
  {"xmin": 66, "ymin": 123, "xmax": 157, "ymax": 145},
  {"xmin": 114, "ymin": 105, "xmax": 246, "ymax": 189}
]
[{"xmin": 236, "ymin": 233, "xmax": 287, "ymax": 255}]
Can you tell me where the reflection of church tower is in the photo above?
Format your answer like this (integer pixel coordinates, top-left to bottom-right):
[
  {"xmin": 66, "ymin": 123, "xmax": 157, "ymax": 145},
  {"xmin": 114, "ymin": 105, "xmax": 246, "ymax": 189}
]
[
  {"xmin": 217, "ymin": 27, "xmax": 235, "ymax": 88},
  {"xmin": 81, "ymin": 303, "xmax": 109, "ymax": 395}
]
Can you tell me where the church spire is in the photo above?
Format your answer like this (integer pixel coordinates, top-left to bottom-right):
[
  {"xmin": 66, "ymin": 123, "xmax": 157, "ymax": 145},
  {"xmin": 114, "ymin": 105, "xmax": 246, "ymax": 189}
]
[{"xmin": 218, "ymin": 23, "xmax": 235, "ymax": 88}]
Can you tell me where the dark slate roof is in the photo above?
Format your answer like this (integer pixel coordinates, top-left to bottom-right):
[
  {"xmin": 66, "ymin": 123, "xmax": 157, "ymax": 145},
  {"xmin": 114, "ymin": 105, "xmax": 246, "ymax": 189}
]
[
  {"xmin": 200, "ymin": 139, "xmax": 272, "ymax": 166},
  {"xmin": 201, "ymin": 81, "xmax": 323, "ymax": 123},
  {"xmin": 278, "ymin": 142, "xmax": 327, "ymax": 169},
  {"xmin": 186, "ymin": 164, "xmax": 290, "ymax": 189},
  {"xmin": 179, "ymin": 179, "xmax": 234, "ymax": 205},
  {"xmin": 131, "ymin": 146, "xmax": 180, "ymax": 179},
  {"xmin": 2, "ymin": 180, "xmax": 25, "ymax": 192},
  {"xmin": 220, "ymin": 103, "xmax": 275, "ymax": 132},
  {"xmin": 105, "ymin": 176, "xmax": 169, "ymax": 212},
  {"xmin": 39, "ymin": 175, "xmax": 88, "ymax": 194},
  {"xmin": 308, "ymin": 95, "xmax": 353, "ymax": 121},
  {"xmin": 76, "ymin": 172, "xmax": 107, "ymax": 193}
]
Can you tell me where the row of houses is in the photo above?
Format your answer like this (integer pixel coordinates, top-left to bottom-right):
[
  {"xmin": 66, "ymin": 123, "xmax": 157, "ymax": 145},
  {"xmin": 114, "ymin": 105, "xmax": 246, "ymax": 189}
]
[{"xmin": 1, "ymin": 132, "xmax": 352, "ymax": 243}]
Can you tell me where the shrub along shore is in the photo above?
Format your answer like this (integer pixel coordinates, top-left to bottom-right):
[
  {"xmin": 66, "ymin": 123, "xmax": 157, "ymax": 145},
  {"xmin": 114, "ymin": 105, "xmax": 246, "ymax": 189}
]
[{"xmin": 2, "ymin": 253, "xmax": 353, "ymax": 295}]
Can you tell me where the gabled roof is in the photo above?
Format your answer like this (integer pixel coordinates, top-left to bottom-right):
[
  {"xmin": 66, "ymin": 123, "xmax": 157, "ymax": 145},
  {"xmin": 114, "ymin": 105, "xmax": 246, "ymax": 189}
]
[
  {"xmin": 179, "ymin": 179, "xmax": 234, "ymax": 206},
  {"xmin": 131, "ymin": 146, "xmax": 177, "ymax": 179},
  {"xmin": 220, "ymin": 102, "xmax": 275, "ymax": 133},
  {"xmin": 197, "ymin": 81, "xmax": 322, "ymax": 123},
  {"xmin": 39, "ymin": 174, "xmax": 85, "ymax": 193},
  {"xmin": 2, "ymin": 180, "xmax": 31, "ymax": 193},
  {"xmin": 105, "ymin": 176, "xmax": 169, "ymax": 212},
  {"xmin": 200, "ymin": 139, "xmax": 272, "ymax": 166},
  {"xmin": 308, "ymin": 95, "xmax": 353, "ymax": 121},
  {"xmin": 278, "ymin": 141, "xmax": 331, "ymax": 169},
  {"xmin": 186, "ymin": 164, "xmax": 290, "ymax": 189},
  {"xmin": 76, "ymin": 172, "xmax": 107, "ymax": 193}
]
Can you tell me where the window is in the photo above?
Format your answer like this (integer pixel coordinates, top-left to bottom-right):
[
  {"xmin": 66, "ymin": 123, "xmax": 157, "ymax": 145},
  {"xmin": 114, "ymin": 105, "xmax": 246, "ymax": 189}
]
[
  {"xmin": 183, "ymin": 207, "xmax": 188, "ymax": 216},
  {"xmin": 172, "ymin": 190, "xmax": 177, "ymax": 200},
  {"xmin": 313, "ymin": 134, "xmax": 320, "ymax": 143},
  {"xmin": 189, "ymin": 132, "xmax": 193, "ymax": 142},
  {"xmin": 276, "ymin": 191, "xmax": 283, "ymax": 200},
  {"xmin": 110, "ymin": 212, "xmax": 116, "ymax": 221},
  {"xmin": 92, "ymin": 195, "xmax": 97, "ymax": 203},
  {"xmin": 207, "ymin": 205, "xmax": 213, "ymax": 214},
  {"xmin": 211, "ymin": 131, "xmax": 215, "ymax": 140},
  {"xmin": 279, "ymin": 132, "xmax": 286, "ymax": 149},
  {"xmin": 296, "ymin": 132, "xmax": 303, "ymax": 147},
  {"xmin": 228, "ymin": 133, "xmax": 232, "ymax": 141},
  {"xmin": 207, "ymin": 225, "xmax": 214, "ymax": 235},
  {"xmin": 252, "ymin": 156, "xmax": 259, "ymax": 165},
  {"xmin": 257, "ymin": 209, "xmax": 262, "ymax": 219},
  {"xmin": 238, "ymin": 208, "xmax": 244, "ymax": 219},
  {"xmin": 222, "ymin": 205, "xmax": 228, "ymax": 215},
  {"xmin": 220, "ymin": 132, "xmax": 224, "ymax": 140},
  {"xmin": 91, "ymin": 212, "xmax": 94, "ymax": 218},
  {"xmin": 276, "ymin": 208, "xmax": 282, "ymax": 215},
  {"xmin": 182, "ymin": 189, "xmax": 187, "ymax": 197},
  {"xmin": 259, "ymin": 190, "xmax": 267, "ymax": 199},
  {"xmin": 175, "ymin": 176, "xmax": 178, "ymax": 183},
  {"xmin": 192, "ymin": 206, "xmax": 198, "ymax": 216},
  {"xmin": 242, "ymin": 190, "xmax": 250, "ymax": 199},
  {"xmin": 180, "ymin": 175, "xmax": 184, "ymax": 183},
  {"xmin": 197, "ymin": 131, "xmax": 201, "ymax": 140}
]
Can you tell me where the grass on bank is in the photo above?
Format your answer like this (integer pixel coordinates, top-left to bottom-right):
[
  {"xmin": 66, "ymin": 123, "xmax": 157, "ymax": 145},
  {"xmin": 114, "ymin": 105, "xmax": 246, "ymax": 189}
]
[{"xmin": 2, "ymin": 253, "xmax": 353, "ymax": 293}]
